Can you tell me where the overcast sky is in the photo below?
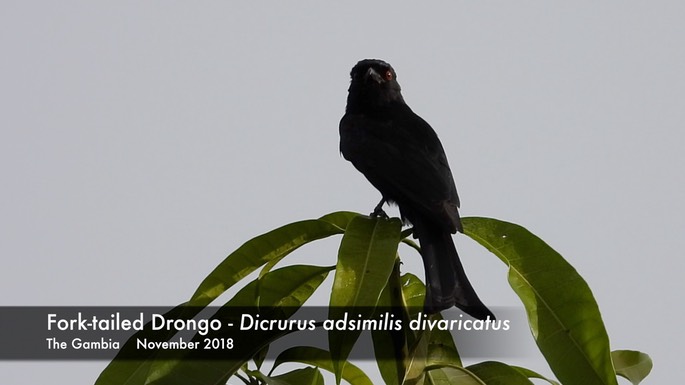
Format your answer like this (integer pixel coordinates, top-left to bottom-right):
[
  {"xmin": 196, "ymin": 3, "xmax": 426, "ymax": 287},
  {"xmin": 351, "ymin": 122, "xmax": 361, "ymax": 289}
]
[{"xmin": 1, "ymin": 2, "xmax": 683, "ymax": 384}]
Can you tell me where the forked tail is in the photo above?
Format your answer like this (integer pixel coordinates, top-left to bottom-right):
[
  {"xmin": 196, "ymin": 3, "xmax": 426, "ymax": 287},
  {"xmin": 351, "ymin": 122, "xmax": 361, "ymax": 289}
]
[{"xmin": 417, "ymin": 226, "xmax": 494, "ymax": 320}]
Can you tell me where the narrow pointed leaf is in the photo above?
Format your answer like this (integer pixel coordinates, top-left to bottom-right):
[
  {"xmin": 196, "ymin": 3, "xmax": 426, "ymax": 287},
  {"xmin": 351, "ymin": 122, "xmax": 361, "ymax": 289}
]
[
  {"xmin": 94, "ymin": 303, "xmax": 191, "ymax": 385},
  {"xmin": 329, "ymin": 216, "xmax": 402, "ymax": 308},
  {"xmin": 405, "ymin": 316, "xmax": 463, "ymax": 385},
  {"xmin": 272, "ymin": 346, "xmax": 373, "ymax": 385},
  {"xmin": 372, "ymin": 259, "xmax": 409, "ymax": 385},
  {"xmin": 611, "ymin": 350, "xmax": 652, "ymax": 385},
  {"xmin": 260, "ymin": 212, "xmax": 360, "ymax": 277},
  {"xmin": 328, "ymin": 215, "xmax": 402, "ymax": 383},
  {"xmin": 404, "ymin": 329, "xmax": 429, "ymax": 385},
  {"xmin": 97, "ymin": 213, "xmax": 354, "ymax": 385},
  {"xmin": 511, "ymin": 366, "xmax": 560, "ymax": 385},
  {"xmin": 145, "ymin": 264, "xmax": 330, "ymax": 385},
  {"xmin": 467, "ymin": 361, "xmax": 534, "ymax": 385},
  {"xmin": 426, "ymin": 366, "xmax": 483, "ymax": 385},
  {"xmin": 258, "ymin": 264, "xmax": 334, "ymax": 308},
  {"xmin": 253, "ymin": 345, "xmax": 269, "ymax": 370},
  {"xmin": 398, "ymin": 272, "xmax": 463, "ymax": 383},
  {"xmin": 318, "ymin": 211, "xmax": 361, "ymax": 230},
  {"xmin": 191, "ymin": 212, "xmax": 356, "ymax": 307},
  {"xmin": 143, "ymin": 279, "xmax": 262, "ymax": 385},
  {"xmin": 463, "ymin": 217, "xmax": 617, "ymax": 385},
  {"xmin": 400, "ymin": 274, "xmax": 462, "ymax": 369},
  {"xmin": 428, "ymin": 361, "xmax": 536, "ymax": 385},
  {"xmin": 400, "ymin": 272, "xmax": 427, "ymax": 317},
  {"xmin": 425, "ymin": 325, "xmax": 462, "ymax": 370},
  {"xmin": 253, "ymin": 367, "xmax": 324, "ymax": 385}
]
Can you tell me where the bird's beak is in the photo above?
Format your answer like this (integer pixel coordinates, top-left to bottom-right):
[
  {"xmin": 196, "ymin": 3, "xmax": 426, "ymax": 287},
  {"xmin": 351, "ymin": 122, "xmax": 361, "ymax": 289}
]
[{"xmin": 365, "ymin": 67, "xmax": 383, "ymax": 84}]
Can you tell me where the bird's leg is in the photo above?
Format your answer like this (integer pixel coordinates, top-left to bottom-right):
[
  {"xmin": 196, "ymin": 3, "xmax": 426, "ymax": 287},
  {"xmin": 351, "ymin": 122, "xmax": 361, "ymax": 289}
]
[{"xmin": 370, "ymin": 198, "xmax": 389, "ymax": 219}]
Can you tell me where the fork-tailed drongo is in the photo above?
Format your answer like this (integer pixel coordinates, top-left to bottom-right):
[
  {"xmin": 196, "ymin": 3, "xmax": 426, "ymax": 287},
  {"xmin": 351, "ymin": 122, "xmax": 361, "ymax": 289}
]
[{"xmin": 339, "ymin": 59, "xmax": 493, "ymax": 320}]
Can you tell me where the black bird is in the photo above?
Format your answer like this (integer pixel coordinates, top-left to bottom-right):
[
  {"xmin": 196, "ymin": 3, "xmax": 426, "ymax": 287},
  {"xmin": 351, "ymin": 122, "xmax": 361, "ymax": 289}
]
[{"xmin": 339, "ymin": 59, "xmax": 493, "ymax": 320}]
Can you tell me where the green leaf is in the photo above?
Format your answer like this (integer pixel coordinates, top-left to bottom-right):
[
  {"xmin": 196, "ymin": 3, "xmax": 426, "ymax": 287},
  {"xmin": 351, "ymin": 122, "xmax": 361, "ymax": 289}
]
[
  {"xmin": 511, "ymin": 366, "xmax": 560, "ymax": 385},
  {"xmin": 463, "ymin": 217, "xmax": 617, "ymax": 385},
  {"xmin": 253, "ymin": 367, "xmax": 324, "ymax": 385},
  {"xmin": 253, "ymin": 345, "xmax": 269, "ymax": 370},
  {"xmin": 190, "ymin": 211, "xmax": 356, "ymax": 307},
  {"xmin": 400, "ymin": 274, "xmax": 462, "ymax": 370},
  {"xmin": 94, "ymin": 304, "xmax": 191, "ymax": 385},
  {"xmin": 372, "ymin": 260, "xmax": 410, "ymax": 385},
  {"xmin": 611, "ymin": 350, "xmax": 652, "ymax": 385},
  {"xmin": 404, "ymin": 329, "xmax": 430, "ymax": 385},
  {"xmin": 425, "ymin": 324, "xmax": 462, "ymax": 369},
  {"xmin": 405, "ymin": 317, "xmax": 464, "ymax": 385},
  {"xmin": 318, "ymin": 211, "xmax": 361, "ymax": 230},
  {"xmin": 260, "ymin": 212, "xmax": 360, "ymax": 277},
  {"xmin": 426, "ymin": 366, "xmax": 483, "ymax": 385},
  {"xmin": 467, "ymin": 361, "xmax": 534, "ymax": 385},
  {"xmin": 272, "ymin": 346, "xmax": 373, "ymax": 385},
  {"xmin": 328, "ymin": 215, "xmax": 402, "ymax": 384},
  {"xmin": 400, "ymin": 273, "xmax": 426, "ymax": 317},
  {"xmin": 258, "ymin": 264, "xmax": 334, "ymax": 308},
  {"xmin": 399, "ymin": 273, "xmax": 463, "ymax": 379},
  {"xmin": 401, "ymin": 237, "xmax": 422, "ymax": 255},
  {"xmin": 329, "ymin": 215, "xmax": 403, "ymax": 308},
  {"xmin": 142, "ymin": 280, "xmax": 262, "ymax": 385},
  {"xmin": 426, "ymin": 361, "xmax": 538, "ymax": 385},
  {"xmin": 144, "ymin": 264, "xmax": 331, "ymax": 385},
  {"xmin": 96, "ymin": 213, "xmax": 356, "ymax": 385}
]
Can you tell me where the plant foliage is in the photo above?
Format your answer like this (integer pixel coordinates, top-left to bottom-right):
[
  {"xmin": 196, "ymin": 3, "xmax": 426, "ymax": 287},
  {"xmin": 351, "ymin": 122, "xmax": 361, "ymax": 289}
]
[{"xmin": 95, "ymin": 212, "xmax": 651, "ymax": 385}]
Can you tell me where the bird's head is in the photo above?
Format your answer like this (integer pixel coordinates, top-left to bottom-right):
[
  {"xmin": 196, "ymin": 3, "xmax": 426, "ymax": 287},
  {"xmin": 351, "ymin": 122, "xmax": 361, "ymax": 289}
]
[{"xmin": 346, "ymin": 59, "xmax": 405, "ymax": 113}]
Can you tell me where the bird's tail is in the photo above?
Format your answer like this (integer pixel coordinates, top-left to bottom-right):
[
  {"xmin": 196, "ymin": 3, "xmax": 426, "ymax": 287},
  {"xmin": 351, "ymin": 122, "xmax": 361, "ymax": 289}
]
[{"xmin": 416, "ymin": 226, "xmax": 494, "ymax": 320}]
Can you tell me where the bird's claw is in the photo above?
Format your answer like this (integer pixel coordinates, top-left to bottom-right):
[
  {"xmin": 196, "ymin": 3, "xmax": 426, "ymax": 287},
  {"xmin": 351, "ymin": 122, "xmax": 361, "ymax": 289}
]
[
  {"xmin": 370, "ymin": 207, "xmax": 389, "ymax": 219},
  {"xmin": 370, "ymin": 198, "xmax": 388, "ymax": 219}
]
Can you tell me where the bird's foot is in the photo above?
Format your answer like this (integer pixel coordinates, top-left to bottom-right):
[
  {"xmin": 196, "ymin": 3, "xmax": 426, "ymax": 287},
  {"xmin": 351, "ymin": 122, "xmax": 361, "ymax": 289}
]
[
  {"xmin": 369, "ymin": 198, "xmax": 389, "ymax": 219},
  {"xmin": 370, "ymin": 207, "xmax": 389, "ymax": 219}
]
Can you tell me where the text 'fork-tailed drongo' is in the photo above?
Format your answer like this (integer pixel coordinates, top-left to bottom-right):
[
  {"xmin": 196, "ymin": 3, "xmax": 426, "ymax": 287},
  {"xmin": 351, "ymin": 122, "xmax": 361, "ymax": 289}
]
[{"xmin": 339, "ymin": 59, "xmax": 494, "ymax": 320}]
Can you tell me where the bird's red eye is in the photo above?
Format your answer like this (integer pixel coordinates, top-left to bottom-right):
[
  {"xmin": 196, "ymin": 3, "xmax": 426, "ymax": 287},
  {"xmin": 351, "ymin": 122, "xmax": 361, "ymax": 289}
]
[{"xmin": 384, "ymin": 70, "xmax": 393, "ymax": 81}]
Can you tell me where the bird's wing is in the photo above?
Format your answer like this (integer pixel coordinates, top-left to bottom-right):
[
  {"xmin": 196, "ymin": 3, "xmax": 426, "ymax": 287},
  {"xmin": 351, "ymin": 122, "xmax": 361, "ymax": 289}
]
[{"xmin": 340, "ymin": 110, "xmax": 462, "ymax": 233}]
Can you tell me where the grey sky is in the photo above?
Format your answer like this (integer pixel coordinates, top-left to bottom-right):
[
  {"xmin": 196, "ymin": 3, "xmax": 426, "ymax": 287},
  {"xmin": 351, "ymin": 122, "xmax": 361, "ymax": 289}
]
[{"xmin": 1, "ymin": 2, "xmax": 683, "ymax": 383}]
